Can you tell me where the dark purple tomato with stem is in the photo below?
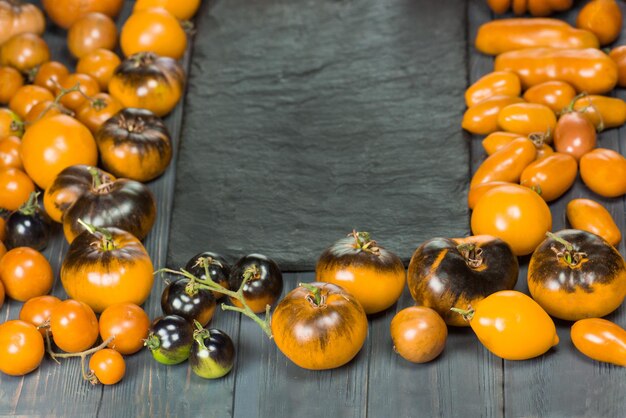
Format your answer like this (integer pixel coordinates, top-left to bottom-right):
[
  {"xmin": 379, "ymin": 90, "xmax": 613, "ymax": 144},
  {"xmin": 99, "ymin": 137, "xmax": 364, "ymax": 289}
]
[
  {"xmin": 5, "ymin": 191, "xmax": 50, "ymax": 251},
  {"xmin": 190, "ymin": 322, "xmax": 235, "ymax": 379},
  {"xmin": 144, "ymin": 315, "xmax": 194, "ymax": 365},
  {"xmin": 185, "ymin": 251, "xmax": 231, "ymax": 299},
  {"xmin": 161, "ymin": 278, "xmax": 216, "ymax": 326},
  {"xmin": 228, "ymin": 254, "xmax": 283, "ymax": 314}
]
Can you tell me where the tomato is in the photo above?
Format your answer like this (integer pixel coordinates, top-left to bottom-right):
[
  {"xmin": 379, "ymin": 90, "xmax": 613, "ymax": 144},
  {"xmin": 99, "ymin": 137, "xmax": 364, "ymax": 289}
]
[
  {"xmin": 61, "ymin": 225, "xmax": 154, "ymax": 313},
  {"xmin": 408, "ymin": 235, "xmax": 518, "ymax": 326},
  {"xmin": 453, "ymin": 290, "xmax": 558, "ymax": 360},
  {"xmin": 271, "ymin": 282, "xmax": 368, "ymax": 370},
  {"xmin": 228, "ymin": 254, "xmax": 283, "ymax": 314},
  {"xmin": 89, "ymin": 348, "xmax": 125, "ymax": 385},
  {"xmin": 190, "ymin": 326, "xmax": 235, "ymax": 379},
  {"xmin": 553, "ymin": 111, "xmax": 596, "ymax": 160},
  {"xmin": 476, "ymin": 18, "xmax": 598, "ymax": 56},
  {"xmin": 99, "ymin": 302, "xmax": 150, "ymax": 355},
  {"xmin": 161, "ymin": 279, "xmax": 216, "ymax": 326},
  {"xmin": 534, "ymin": 141, "xmax": 554, "ymax": 159},
  {"xmin": 19, "ymin": 295, "xmax": 62, "ymax": 336},
  {"xmin": 610, "ymin": 46, "xmax": 626, "ymax": 88},
  {"xmin": 145, "ymin": 315, "xmax": 194, "ymax": 365},
  {"xmin": 481, "ymin": 132, "xmax": 523, "ymax": 156},
  {"xmin": 33, "ymin": 61, "xmax": 69, "ymax": 93},
  {"xmin": 96, "ymin": 107, "xmax": 173, "ymax": 182},
  {"xmin": 495, "ymin": 48, "xmax": 618, "ymax": 94},
  {"xmin": 120, "ymin": 8, "xmax": 187, "ymax": 60},
  {"xmin": 109, "ymin": 52, "xmax": 185, "ymax": 117},
  {"xmin": 471, "ymin": 183, "xmax": 552, "ymax": 256},
  {"xmin": 571, "ymin": 318, "xmax": 626, "ymax": 367},
  {"xmin": 566, "ymin": 199, "xmax": 620, "ymax": 247},
  {"xmin": 67, "ymin": 13, "xmax": 118, "ymax": 59},
  {"xmin": 0, "ymin": 108, "xmax": 23, "ymax": 138},
  {"xmin": 467, "ymin": 181, "xmax": 511, "ymax": 210},
  {"xmin": 42, "ymin": 0, "xmax": 124, "ymax": 30},
  {"xmin": 497, "ymin": 103, "xmax": 556, "ymax": 137},
  {"xmin": 576, "ymin": 0, "xmax": 622, "ymax": 46},
  {"xmin": 0, "ymin": 66, "xmax": 23, "ymax": 104},
  {"xmin": 20, "ymin": 114, "xmax": 98, "ymax": 190},
  {"xmin": 133, "ymin": 0, "xmax": 202, "ymax": 20},
  {"xmin": 486, "ymin": 0, "xmax": 573, "ymax": 16},
  {"xmin": 76, "ymin": 93, "xmax": 123, "ymax": 134},
  {"xmin": 25, "ymin": 101, "xmax": 68, "ymax": 128},
  {"xmin": 0, "ymin": 168, "xmax": 35, "ymax": 211},
  {"xmin": 573, "ymin": 95, "xmax": 626, "ymax": 131},
  {"xmin": 185, "ymin": 252, "xmax": 231, "ymax": 299},
  {"xmin": 579, "ymin": 148, "xmax": 626, "ymax": 198},
  {"xmin": 0, "ymin": 320, "xmax": 44, "ymax": 376},
  {"xmin": 50, "ymin": 299, "xmax": 99, "ymax": 353},
  {"xmin": 4, "ymin": 192, "xmax": 51, "ymax": 251},
  {"xmin": 390, "ymin": 307, "xmax": 447, "ymax": 363},
  {"xmin": 58, "ymin": 73, "xmax": 101, "ymax": 111},
  {"xmin": 9, "ymin": 85, "xmax": 54, "ymax": 120},
  {"xmin": 465, "ymin": 71, "xmax": 521, "ymax": 107},
  {"xmin": 0, "ymin": 1, "xmax": 45, "ymax": 45},
  {"xmin": 470, "ymin": 137, "xmax": 536, "ymax": 187},
  {"xmin": 520, "ymin": 153, "xmax": 577, "ymax": 202},
  {"xmin": 523, "ymin": 81, "xmax": 577, "ymax": 114},
  {"xmin": 0, "ymin": 33, "xmax": 49, "ymax": 73},
  {"xmin": 529, "ymin": 229, "xmax": 626, "ymax": 321},
  {"xmin": 0, "ymin": 136, "xmax": 22, "ymax": 170},
  {"xmin": 461, "ymin": 95, "xmax": 524, "ymax": 135},
  {"xmin": 76, "ymin": 49, "xmax": 121, "ymax": 91},
  {"xmin": 0, "ymin": 247, "xmax": 52, "ymax": 302}
]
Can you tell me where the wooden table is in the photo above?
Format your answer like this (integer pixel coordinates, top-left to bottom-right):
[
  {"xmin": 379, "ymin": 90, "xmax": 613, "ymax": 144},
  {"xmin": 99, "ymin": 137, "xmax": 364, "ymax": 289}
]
[{"xmin": 1, "ymin": 1, "xmax": 625, "ymax": 417}]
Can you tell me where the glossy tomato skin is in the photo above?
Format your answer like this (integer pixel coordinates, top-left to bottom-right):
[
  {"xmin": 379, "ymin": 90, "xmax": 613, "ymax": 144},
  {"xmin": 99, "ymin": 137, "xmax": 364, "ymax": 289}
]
[
  {"xmin": 50, "ymin": 299, "xmax": 99, "ymax": 353},
  {"xmin": 528, "ymin": 229, "xmax": 626, "ymax": 321},
  {"xmin": 467, "ymin": 181, "xmax": 511, "ymax": 210},
  {"xmin": 120, "ymin": 8, "xmax": 187, "ymax": 59},
  {"xmin": 190, "ymin": 328, "xmax": 235, "ymax": 379},
  {"xmin": 316, "ymin": 232, "xmax": 405, "ymax": 314},
  {"xmin": 33, "ymin": 61, "xmax": 69, "ymax": 93},
  {"xmin": 5, "ymin": 204, "xmax": 51, "ymax": 251},
  {"xmin": 573, "ymin": 95, "xmax": 626, "ymax": 130},
  {"xmin": 61, "ymin": 227, "xmax": 154, "ymax": 313},
  {"xmin": 67, "ymin": 13, "xmax": 117, "ymax": 59},
  {"xmin": 566, "ymin": 199, "xmax": 621, "ymax": 247},
  {"xmin": 470, "ymin": 137, "xmax": 537, "ymax": 188},
  {"xmin": 0, "ymin": 66, "xmax": 23, "ymax": 104},
  {"xmin": 0, "ymin": 108, "xmax": 23, "ymax": 138},
  {"xmin": 161, "ymin": 279, "xmax": 216, "ymax": 327},
  {"xmin": 576, "ymin": 0, "xmax": 622, "ymax": 46},
  {"xmin": 145, "ymin": 315, "xmax": 194, "ymax": 365},
  {"xmin": 497, "ymin": 102, "xmax": 557, "ymax": 137},
  {"xmin": 9, "ymin": 85, "xmax": 54, "ymax": 120},
  {"xmin": 462, "ymin": 95, "xmax": 524, "ymax": 135},
  {"xmin": 271, "ymin": 282, "xmax": 368, "ymax": 370},
  {"xmin": 109, "ymin": 52, "xmax": 185, "ymax": 117},
  {"xmin": 0, "ymin": 33, "xmax": 49, "ymax": 73},
  {"xmin": 571, "ymin": 318, "xmax": 626, "ymax": 367},
  {"xmin": 481, "ymin": 132, "xmax": 523, "ymax": 156},
  {"xmin": 579, "ymin": 148, "xmax": 626, "ymax": 198},
  {"xmin": 76, "ymin": 49, "xmax": 121, "ymax": 91},
  {"xmin": 96, "ymin": 108, "xmax": 173, "ymax": 182},
  {"xmin": 0, "ymin": 320, "xmax": 44, "ymax": 376},
  {"xmin": 0, "ymin": 247, "xmax": 53, "ymax": 302},
  {"xmin": 19, "ymin": 295, "xmax": 62, "ymax": 336},
  {"xmin": 523, "ymin": 81, "xmax": 577, "ymax": 113},
  {"xmin": 42, "ymin": 0, "xmax": 124, "ymax": 29},
  {"xmin": 0, "ymin": 1, "xmax": 45, "ymax": 45},
  {"xmin": 390, "ymin": 307, "xmax": 448, "ymax": 363},
  {"xmin": 58, "ymin": 73, "xmax": 101, "ymax": 111},
  {"xmin": 520, "ymin": 153, "xmax": 577, "ymax": 201},
  {"xmin": 464, "ymin": 71, "xmax": 521, "ymax": 107},
  {"xmin": 408, "ymin": 236, "xmax": 518, "ymax": 326},
  {"xmin": 229, "ymin": 254, "xmax": 283, "ymax": 314},
  {"xmin": 0, "ymin": 168, "xmax": 34, "ymax": 211},
  {"xmin": 76, "ymin": 93, "xmax": 123, "ymax": 134},
  {"xmin": 610, "ymin": 46, "xmax": 626, "ymax": 88},
  {"xmin": 99, "ymin": 302, "xmax": 150, "ymax": 355},
  {"xmin": 133, "ymin": 0, "xmax": 201, "ymax": 20},
  {"xmin": 89, "ymin": 348, "xmax": 125, "ymax": 385},
  {"xmin": 554, "ymin": 112, "xmax": 596, "ymax": 160},
  {"xmin": 62, "ymin": 177, "xmax": 156, "ymax": 243},
  {"xmin": 0, "ymin": 136, "xmax": 22, "ymax": 170},
  {"xmin": 185, "ymin": 252, "xmax": 231, "ymax": 299}
]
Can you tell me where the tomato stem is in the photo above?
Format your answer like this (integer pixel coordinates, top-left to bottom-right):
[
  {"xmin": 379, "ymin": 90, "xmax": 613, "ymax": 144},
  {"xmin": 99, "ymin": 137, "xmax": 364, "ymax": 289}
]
[
  {"xmin": 77, "ymin": 219, "xmax": 116, "ymax": 251},
  {"xmin": 456, "ymin": 243, "xmax": 484, "ymax": 269},
  {"xmin": 192, "ymin": 320, "xmax": 210, "ymax": 348},
  {"xmin": 450, "ymin": 307, "xmax": 474, "ymax": 322},
  {"xmin": 18, "ymin": 191, "xmax": 40, "ymax": 216},
  {"xmin": 348, "ymin": 230, "xmax": 381, "ymax": 255},
  {"xmin": 299, "ymin": 282, "xmax": 325, "ymax": 307},
  {"xmin": 547, "ymin": 232, "xmax": 587, "ymax": 268}
]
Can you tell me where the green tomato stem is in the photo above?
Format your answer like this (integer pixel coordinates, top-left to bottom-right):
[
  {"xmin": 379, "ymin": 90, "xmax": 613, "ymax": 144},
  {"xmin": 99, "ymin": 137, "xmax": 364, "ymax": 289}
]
[
  {"xmin": 450, "ymin": 307, "xmax": 475, "ymax": 322},
  {"xmin": 18, "ymin": 191, "xmax": 40, "ymax": 216}
]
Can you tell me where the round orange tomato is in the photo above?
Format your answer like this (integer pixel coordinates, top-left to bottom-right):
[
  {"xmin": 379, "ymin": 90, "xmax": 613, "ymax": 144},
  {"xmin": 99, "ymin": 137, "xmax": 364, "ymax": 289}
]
[
  {"xmin": 0, "ymin": 108, "xmax": 23, "ymax": 138},
  {"xmin": 120, "ymin": 8, "xmax": 187, "ymax": 59},
  {"xmin": 33, "ymin": 61, "xmax": 69, "ymax": 93},
  {"xmin": 133, "ymin": 0, "xmax": 201, "ymax": 20},
  {"xmin": 9, "ymin": 85, "xmax": 54, "ymax": 120},
  {"xmin": 0, "ymin": 66, "xmax": 23, "ymax": 104},
  {"xmin": 42, "ymin": 0, "xmax": 124, "ymax": 29},
  {"xmin": 67, "ymin": 13, "xmax": 118, "ymax": 59},
  {"xmin": 19, "ymin": 295, "xmax": 62, "ymax": 336},
  {"xmin": 89, "ymin": 348, "xmax": 125, "ymax": 385},
  {"xmin": 99, "ymin": 303, "xmax": 150, "ymax": 355},
  {"xmin": 0, "ymin": 136, "xmax": 22, "ymax": 170},
  {"xmin": 390, "ymin": 306, "xmax": 448, "ymax": 363},
  {"xmin": 0, "ymin": 168, "xmax": 35, "ymax": 211},
  {"xmin": 0, "ymin": 320, "xmax": 45, "ymax": 376},
  {"xmin": 580, "ymin": 148, "xmax": 626, "ymax": 198},
  {"xmin": 50, "ymin": 299, "xmax": 99, "ymax": 353},
  {"xmin": 471, "ymin": 184, "xmax": 552, "ymax": 256},
  {"xmin": 58, "ymin": 73, "xmax": 101, "ymax": 111},
  {"xmin": 76, "ymin": 49, "xmax": 121, "ymax": 91},
  {"xmin": 76, "ymin": 93, "xmax": 123, "ymax": 134},
  {"xmin": 0, "ymin": 33, "xmax": 50, "ymax": 73},
  {"xmin": 20, "ymin": 114, "xmax": 98, "ymax": 189},
  {"xmin": 0, "ymin": 247, "xmax": 53, "ymax": 302}
]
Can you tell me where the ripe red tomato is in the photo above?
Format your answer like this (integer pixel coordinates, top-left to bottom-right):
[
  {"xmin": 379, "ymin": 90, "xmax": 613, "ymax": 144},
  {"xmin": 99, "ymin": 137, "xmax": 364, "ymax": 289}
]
[
  {"xmin": 0, "ymin": 320, "xmax": 45, "ymax": 376},
  {"xmin": 19, "ymin": 295, "xmax": 62, "ymax": 336},
  {"xmin": 0, "ymin": 247, "xmax": 53, "ymax": 302},
  {"xmin": 50, "ymin": 299, "xmax": 99, "ymax": 353},
  {"xmin": 89, "ymin": 348, "xmax": 125, "ymax": 385},
  {"xmin": 99, "ymin": 303, "xmax": 150, "ymax": 355}
]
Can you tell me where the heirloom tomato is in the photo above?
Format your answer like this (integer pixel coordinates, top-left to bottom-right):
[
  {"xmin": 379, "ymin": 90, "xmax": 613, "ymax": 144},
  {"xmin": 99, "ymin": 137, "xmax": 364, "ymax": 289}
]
[
  {"xmin": 520, "ymin": 153, "xmax": 577, "ymax": 202},
  {"xmin": 229, "ymin": 254, "xmax": 283, "ymax": 314},
  {"xmin": 464, "ymin": 71, "xmax": 521, "ymax": 107},
  {"xmin": 0, "ymin": 247, "xmax": 52, "ymax": 302},
  {"xmin": 161, "ymin": 279, "xmax": 216, "ymax": 326},
  {"xmin": 89, "ymin": 349, "xmax": 125, "ymax": 385},
  {"xmin": 50, "ymin": 299, "xmax": 99, "ymax": 353},
  {"xmin": 186, "ymin": 252, "xmax": 231, "ymax": 299},
  {"xmin": 67, "ymin": 13, "xmax": 117, "ymax": 59},
  {"xmin": 0, "ymin": 66, "xmax": 23, "ymax": 104},
  {"xmin": 120, "ymin": 8, "xmax": 187, "ymax": 60},
  {"xmin": 145, "ymin": 315, "xmax": 194, "ymax": 365},
  {"xmin": 470, "ymin": 137, "xmax": 536, "ymax": 188},
  {"xmin": 566, "ymin": 199, "xmax": 621, "ymax": 247},
  {"xmin": 42, "ymin": 0, "xmax": 124, "ymax": 29},
  {"xmin": 571, "ymin": 318, "xmax": 626, "ymax": 367},
  {"xmin": 576, "ymin": 0, "xmax": 622, "ymax": 46},
  {"xmin": 523, "ymin": 81, "xmax": 577, "ymax": 114},
  {"xmin": 390, "ymin": 307, "xmax": 447, "ymax": 363},
  {"xmin": 573, "ymin": 95, "xmax": 626, "ymax": 130},
  {"xmin": 0, "ymin": 320, "xmax": 44, "ymax": 376},
  {"xmin": 579, "ymin": 148, "xmax": 626, "ymax": 198},
  {"xmin": 99, "ymin": 302, "xmax": 150, "ymax": 355}
]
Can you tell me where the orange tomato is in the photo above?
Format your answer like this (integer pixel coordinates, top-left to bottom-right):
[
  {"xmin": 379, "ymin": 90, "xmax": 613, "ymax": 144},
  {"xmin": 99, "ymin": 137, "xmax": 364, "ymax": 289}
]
[
  {"xmin": 33, "ymin": 61, "xmax": 69, "ymax": 93},
  {"xmin": 99, "ymin": 302, "xmax": 150, "ymax": 355},
  {"xmin": 76, "ymin": 93, "xmax": 123, "ymax": 134},
  {"xmin": 42, "ymin": 0, "xmax": 124, "ymax": 30},
  {"xmin": 0, "ymin": 108, "xmax": 23, "ymax": 138},
  {"xmin": 610, "ymin": 46, "xmax": 626, "ymax": 88},
  {"xmin": 76, "ymin": 49, "xmax": 121, "ymax": 91},
  {"xmin": 482, "ymin": 132, "xmax": 524, "ymax": 155},
  {"xmin": 465, "ymin": 71, "xmax": 521, "ymax": 107},
  {"xmin": 535, "ymin": 142, "xmax": 554, "ymax": 159},
  {"xmin": 471, "ymin": 183, "xmax": 552, "ymax": 256},
  {"xmin": 390, "ymin": 307, "xmax": 447, "ymax": 363},
  {"xmin": 462, "ymin": 95, "xmax": 524, "ymax": 135},
  {"xmin": 553, "ymin": 111, "xmax": 596, "ymax": 161},
  {"xmin": 133, "ymin": 0, "xmax": 202, "ymax": 20},
  {"xmin": 522, "ymin": 81, "xmax": 577, "ymax": 114},
  {"xmin": 0, "ymin": 33, "xmax": 49, "ymax": 73},
  {"xmin": 0, "ymin": 247, "xmax": 53, "ymax": 302},
  {"xmin": 89, "ymin": 348, "xmax": 126, "ymax": 385},
  {"xmin": 573, "ymin": 95, "xmax": 626, "ymax": 130},
  {"xmin": 120, "ymin": 8, "xmax": 187, "ymax": 59},
  {"xmin": 497, "ymin": 102, "xmax": 557, "ymax": 137},
  {"xmin": 8, "ymin": 85, "xmax": 54, "ymax": 120},
  {"xmin": 576, "ymin": 0, "xmax": 622, "ymax": 46},
  {"xmin": 0, "ymin": 136, "xmax": 22, "ymax": 170},
  {"xmin": 571, "ymin": 318, "xmax": 626, "ymax": 367},
  {"xmin": 470, "ymin": 137, "xmax": 536, "ymax": 187},
  {"xmin": 0, "ymin": 66, "xmax": 23, "ymax": 104},
  {"xmin": 566, "ymin": 198, "xmax": 621, "ymax": 246},
  {"xmin": 0, "ymin": 168, "xmax": 34, "ymax": 211},
  {"xmin": 21, "ymin": 115, "xmax": 98, "ymax": 190},
  {"xmin": 24, "ymin": 100, "xmax": 67, "ymax": 124},
  {"xmin": 580, "ymin": 148, "xmax": 626, "ymax": 198},
  {"xmin": 67, "ymin": 13, "xmax": 118, "ymax": 59},
  {"xmin": 19, "ymin": 295, "xmax": 62, "ymax": 336},
  {"xmin": 58, "ymin": 73, "xmax": 101, "ymax": 111},
  {"xmin": 0, "ymin": 320, "xmax": 45, "ymax": 376},
  {"xmin": 49, "ymin": 299, "xmax": 99, "ymax": 353},
  {"xmin": 520, "ymin": 153, "xmax": 577, "ymax": 201},
  {"xmin": 467, "ymin": 181, "xmax": 512, "ymax": 210}
]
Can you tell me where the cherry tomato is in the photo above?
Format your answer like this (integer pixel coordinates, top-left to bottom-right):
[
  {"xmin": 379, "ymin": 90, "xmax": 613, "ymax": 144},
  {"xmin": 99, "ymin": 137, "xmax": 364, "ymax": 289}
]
[
  {"xmin": 566, "ymin": 198, "xmax": 621, "ymax": 247},
  {"xmin": 21, "ymin": 114, "xmax": 98, "ymax": 190},
  {"xmin": 0, "ymin": 33, "xmax": 49, "ymax": 73},
  {"xmin": 33, "ymin": 61, "xmax": 69, "ymax": 93},
  {"xmin": 0, "ymin": 247, "xmax": 53, "ymax": 302},
  {"xmin": 133, "ymin": 0, "xmax": 202, "ymax": 20},
  {"xmin": 161, "ymin": 279, "xmax": 216, "ymax": 326},
  {"xmin": 462, "ymin": 95, "xmax": 524, "ymax": 135},
  {"xmin": 0, "ymin": 66, "xmax": 23, "ymax": 104},
  {"xmin": 0, "ymin": 168, "xmax": 35, "ymax": 211},
  {"xmin": 465, "ymin": 71, "xmax": 521, "ymax": 108},
  {"xmin": 24, "ymin": 100, "xmax": 68, "ymax": 124},
  {"xmin": 470, "ymin": 137, "xmax": 536, "ymax": 188},
  {"xmin": 120, "ymin": 8, "xmax": 187, "ymax": 59},
  {"xmin": 58, "ymin": 73, "xmax": 100, "ymax": 111},
  {"xmin": 19, "ymin": 295, "xmax": 62, "ymax": 336},
  {"xmin": 0, "ymin": 320, "xmax": 44, "ymax": 376},
  {"xmin": 0, "ymin": 136, "xmax": 22, "ymax": 170},
  {"xmin": 571, "ymin": 318, "xmax": 626, "ymax": 367},
  {"xmin": 0, "ymin": 108, "xmax": 23, "ymax": 138},
  {"xmin": 390, "ymin": 306, "xmax": 447, "ymax": 363},
  {"xmin": 190, "ymin": 327, "xmax": 235, "ymax": 379},
  {"xmin": 497, "ymin": 102, "xmax": 557, "ymax": 137},
  {"xmin": 67, "ymin": 13, "xmax": 118, "ymax": 59},
  {"xmin": 76, "ymin": 49, "xmax": 121, "ymax": 91},
  {"xmin": 580, "ymin": 148, "xmax": 626, "ymax": 198},
  {"xmin": 522, "ymin": 81, "xmax": 577, "ymax": 114},
  {"xmin": 50, "ymin": 299, "xmax": 99, "ymax": 353},
  {"xmin": 9, "ymin": 85, "xmax": 54, "ymax": 120},
  {"xmin": 576, "ymin": 0, "xmax": 622, "ymax": 46},
  {"xmin": 99, "ymin": 302, "xmax": 150, "ymax": 355},
  {"xmin": 471, "ymin": 183, "xmax": 552, "ymax": 256},
  {"xmin": 42, "ymin": 0, "xmax": 124, "ymax": 30},
  {"xmin": 89, "ymin": 348, "xmax": 125, "ymax": 385},
  {"xmin": 610, "ymin": 46, "xmax": 626, "ymax": 88},
  {"xmin": 76, "ymin": 93, "xmax": 123, "ymax": 134},
  {"xmin": 185, "ymin": 252, "xmax": 231, "ymax": 300},
  {"xmin": 145, "ymin": 315, "xmax": 194, "ymax": 365},
  {"xmin": 4, "ymin": 192, "xmax": 51, "ymax": 251},
  {"xmin": 553, "ymin": 111, "xmax": 596, "ymax": 160},
  {"xmin": 520, "ymin": 153, "xmax": 577, "ymax": 202},
  {"xmin": 229, "ymin": 254, "xmax": 283, "ymax": 314}
]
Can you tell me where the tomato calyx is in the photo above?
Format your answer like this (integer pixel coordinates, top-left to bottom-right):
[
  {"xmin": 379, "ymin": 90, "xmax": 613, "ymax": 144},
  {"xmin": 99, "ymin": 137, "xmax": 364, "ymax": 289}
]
[
  {"xmin": 87, "ymin": 166, "xmax": 114, "ymax": 194},
  {"xmin": 243, "ymin": 265, "xmax": 261, "ymax": 282},
  {"xmin": 299, "ymin": 282, "xmax": 327, "ymax": 308},
  {"xmin": 456, "ymin": 243, "xmax": 484, "ymax": 269},
  {"xmin": 348, "ymin": 230, "xmax": 380, "ymax": 255},
  {"xmin": 546, "ymin": 232, "xmax": 588, "ymax": 268},
  {"xmin": 17, "ymin": 191, "xmax": 40, "ymax": 216},
  {"xmin": 192, "ymin": 320, "xmax": 210, "ymax": 348},
  {"xmin": 450, "ymin": 306, "xmax": 475, "ymax": 322},
  {"xmin": 144, "ymin": 333, "xmax": 161, "ymax": 351},
  {"xmin": 129, "ymin": 51, "xmax": 158, "ymax": 68},
  {"xmin": 77, "ymin": 218, "xmax": 117, "ymax": 251}
]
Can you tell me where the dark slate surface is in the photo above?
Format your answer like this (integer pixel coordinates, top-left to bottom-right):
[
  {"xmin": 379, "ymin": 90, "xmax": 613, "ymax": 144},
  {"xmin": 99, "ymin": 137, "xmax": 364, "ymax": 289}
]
[{"xmin": 167, "ymin": 0, "xmax": 471, "ymax": 271}]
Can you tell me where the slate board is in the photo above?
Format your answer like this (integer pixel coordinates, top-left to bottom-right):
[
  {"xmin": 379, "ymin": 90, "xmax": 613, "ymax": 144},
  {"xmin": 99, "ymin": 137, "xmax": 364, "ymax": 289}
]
[{"xmin": 167, "ymin": 0, "xmax": 471, "ymax": 271}]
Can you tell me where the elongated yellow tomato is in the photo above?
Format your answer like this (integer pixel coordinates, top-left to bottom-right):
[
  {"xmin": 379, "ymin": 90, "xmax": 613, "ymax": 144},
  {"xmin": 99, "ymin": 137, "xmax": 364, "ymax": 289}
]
[
  {"xmin": 452, "ymin": 290, "xmax": 558, "ymax": 360},
  {"xmin": 566, "ymin": 199, "xmax": 621, "ymax": 246},
  {"xmin": 520, "ymin": 153, "xmax": 577, "ymax": 202},
  {"xmin": 482, "ymin": 132, "xmax": 524, "ymax": 155},
  {"xmin": 462, "ymin": 95, "xmax": 525, "ymax": 135},
  {"xmin": 470, "ymin": 137, "xmax": 536, "ymax": 188},
  {"xmin": 476, "ymin": 18, "xmax": 598, "ymax": 56},
  {"xmin": 495, "ymin": 48, "xmax": 618, "ymax": 94},
  {"xmin": 573, "ymin": 95, "xmax": 626, "ymax": 130},
  {"xmin": 465, "ymin": 72, "xmax": 521, "ymax": 107},
  {"xmin": 571, "ymin": 318, "xmax": 626, "ymax": 367},
  {"xmin": 580, "ymin": 148, "xmax": 626, "ymax": 198},
  {"xmin": 497, "ymin": 102, "xmax": 557, "ymax": 136},
  {"xmin": 523, "ymin": 81, "xmax": 577, "ymax": 113}
]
